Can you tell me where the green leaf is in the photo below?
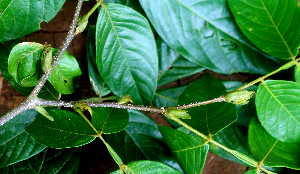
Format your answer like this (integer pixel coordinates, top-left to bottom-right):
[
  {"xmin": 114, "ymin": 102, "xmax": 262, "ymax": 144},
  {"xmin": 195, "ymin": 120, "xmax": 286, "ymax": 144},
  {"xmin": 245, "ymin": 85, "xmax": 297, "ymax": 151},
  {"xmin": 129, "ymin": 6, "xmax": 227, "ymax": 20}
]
[
  {"xmin": 111, "ymin": 160, "xmax": 182, "ymax": 174},
  {"xmin": 140, "ymin": 0, "xmax": 284, "ymax": 74},
  {"xmin": 159, "ymin": 126, "xmax": 208, "ymax": 174},
  {"xmin": 178, "ymin": 74, "xmax": 237, "ymax": 135},
  {"xmin": 228, "ymin": 0, "xmax": 300, "ymax": 59},
  {"xmin": 243, "ymin": 169, "xmax": 256, "ymax": 174},
  {"xmin": 0, "ymin": 0, "xmax": 66, "ymax": 41},
  {"xmin": 92, "ymin": 107, "xmax": 129, "ymax": 134},
  {"xmin": 87, "ymin": 26, "xmax": 111, "ymax": 97},
  {"xmin": 0, "ymin": 40, "xmax": 59, "ymax": 100},
  {"xmin": 103, "ymin": 0, "xmax": 145, "ymax": 15},
  {"xmin": 25, "ymin": 109, "xmax": 96, "ymax": 148},
  {"xmin": 105, "ymin": 110, "xmax": 182, "ymax": 172},
  {"xmin": 157, "ymin": 37, "xmax": 205, "ymax": 86},
  {"xmin": 209, "ymin": 123, "xmax": 253, "ymax": 167},
  {"xmin": 8, "ymin": 42, "xmax": 44, "ymax": 87},
  {"xmin": 0, "ymin": 147, "xmax": 81, "ymax": 174},
  {"xmin": 0, "ymin": 110, "xmax": 46, "ymax": 167},
  {"xmin": 47, "ymin": 48, "xmax": 82, "ymax": 94},
  {"xmin": 96, "ymin": 3, "xmax": 158, "ymax": 105},
  {"xmin": 153, "ymin": 86, "xmax": 186, "ymax": 108},
  {"xmin": 256, "ymin": 80, "xmax": 300, "ymax": 142},
  {"xmin": 248, "ymin": 117, "xmax": 300, "ymax": 169}
]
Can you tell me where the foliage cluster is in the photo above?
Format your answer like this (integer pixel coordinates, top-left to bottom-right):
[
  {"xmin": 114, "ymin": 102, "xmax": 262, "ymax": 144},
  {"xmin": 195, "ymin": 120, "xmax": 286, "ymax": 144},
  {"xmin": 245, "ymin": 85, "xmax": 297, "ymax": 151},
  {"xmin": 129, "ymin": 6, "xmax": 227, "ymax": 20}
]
[{"xmin": 0, "ymin": 0, "xmax": 300, "ymax": 173}]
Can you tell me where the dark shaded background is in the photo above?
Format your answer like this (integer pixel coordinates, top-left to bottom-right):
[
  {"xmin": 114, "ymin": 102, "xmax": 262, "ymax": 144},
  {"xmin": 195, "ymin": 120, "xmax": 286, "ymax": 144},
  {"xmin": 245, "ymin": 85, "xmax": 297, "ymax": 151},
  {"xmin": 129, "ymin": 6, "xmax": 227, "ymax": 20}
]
[{"xmin": 0, "ymin": 0, "xmax": 275, "ymax": 173}]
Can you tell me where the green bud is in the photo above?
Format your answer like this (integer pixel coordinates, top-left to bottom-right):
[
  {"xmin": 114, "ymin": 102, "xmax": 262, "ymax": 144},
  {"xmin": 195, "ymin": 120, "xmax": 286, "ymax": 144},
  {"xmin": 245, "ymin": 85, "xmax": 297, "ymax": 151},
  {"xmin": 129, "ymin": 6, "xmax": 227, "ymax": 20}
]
[
  {"xmin": 75, "ymin": 16, "xmax": 88, "ymax": 35},
  {"xmin": 41, "ymin": 44, "xmax": 52, "ymax": 73},
  {"xmin": 118, "ymin": 95, "xmax": 133, "ymax": 104},
  {"xmin": 35, "ymin": 106, "xmax": 54, "ymax": 121},
  {"xmin": 224, "ymin": 90, "xmax": 255, "ymax": 105},
  {"xmin": 165, "ymin": 107, "xmax": 191, "ymax": 119}
]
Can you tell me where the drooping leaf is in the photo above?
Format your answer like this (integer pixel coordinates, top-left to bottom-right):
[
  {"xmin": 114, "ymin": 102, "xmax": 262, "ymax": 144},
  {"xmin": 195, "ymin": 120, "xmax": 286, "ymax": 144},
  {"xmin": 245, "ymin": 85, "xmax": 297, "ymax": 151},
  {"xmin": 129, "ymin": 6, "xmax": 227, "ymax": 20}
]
[
  {"xmin": 0, "ymin": 147, "xmax": 81, "ymax": 174},
  {"xmin": 178, "ymin": 74, "xmax": 237, "ymax": 135},
  {"xmin": 256, "ymin": 80, "xmax": 300, "ymax": 142},
  {"xmin": 92, "ymin": 107, "xmax": 129, "ymax": 134},
  {"xmin": 248, "ymin": 117, "xmax": 300, "ymax": 169},
  {"xmin": 111, "ymin": 160, "xmax": 182, "ymax": 174},
  {"xmin": 140, "ymin": 0, "xmax": 285, "ymax": 74},
  {"xmin": 105, "ymin": 110, "xmax": 182, "ymax": 172},
  {"xmin": 157, "ymin": 37, "xmax": 205, "ymax": 86},
  {"xmin": 87, "ymin": 26, "xmax": 111, "ymax": 97},
  {"xmin": 8, "ymin": 42, "xmax": 44, "ymax": 87},
  {"xmin": 159, "ymin": 126, "xmax": 208, "ymax": 174},
  {"xmin": 0, "ymin": 40, "xmax": 59, "ymax": 100},
  {"xmin": 209, "ymin": 123, "xmax": 253, "ymax": 167},
  {"xmin": 47, "ymin": 48, "xmax": 82, "ymax": 94},
  {"xmin": 228, "ymin": 0, "xmax": 300, "ymax": 59},
  {"xmin": 0, "ymin": 110, "xmax": 46, "ymax": 168},
  {"xmin": 25, "ymin": 109, "xmax": 96, "ymax": 148},
  {"xmin": 96, "ymin": 3, "xmax": 158, "ymax": 105},
  {"xmin": 0, "ymin": 0, "xmax": 66, "ymax": 41}
]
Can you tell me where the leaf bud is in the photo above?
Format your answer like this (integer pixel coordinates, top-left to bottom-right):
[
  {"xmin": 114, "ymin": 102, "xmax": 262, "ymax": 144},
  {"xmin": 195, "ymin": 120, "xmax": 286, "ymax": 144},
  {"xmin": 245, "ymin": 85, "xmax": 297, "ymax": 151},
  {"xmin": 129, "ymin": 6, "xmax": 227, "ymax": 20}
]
[{"xmin": 224, "ymin": 90, "xmax": 255, "ymax": 105}]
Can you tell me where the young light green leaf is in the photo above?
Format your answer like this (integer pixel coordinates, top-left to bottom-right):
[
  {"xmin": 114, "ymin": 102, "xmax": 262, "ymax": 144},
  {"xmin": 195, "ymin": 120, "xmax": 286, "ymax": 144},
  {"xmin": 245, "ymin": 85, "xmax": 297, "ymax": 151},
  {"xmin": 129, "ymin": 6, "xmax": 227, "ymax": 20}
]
[
  {"xmin": 111, "ymin": 160, "xmax": 182, "ymax": 174},
  {"xmin": 0, "ymin": 0, "xmax": 66, "ymax": 41},
  {"xmin": 41, "ymin": 44, "xmax": 52, "ymax": 73},
  {"xmin": 228, "ymin": 0, "xmax": 300, "ymax": 59},
  {"xmin": 47, "ymin": 48, "xmax": 82, "ymax": 94},
  {"xmin": 34, "ymin": 106, "xmax": 54, "ymax": 121},
  {"xmin": 224, "ymin": 90, "xmax": 255, "ymax": 105},
  {"xmin": 165, "ymin": 107, "xmax": 191, "ymax": 120},
  {"xmin": 248, "ymin": 117, "xmax": 300, "ymax": 169},
  {"xmin": 0, "ymin": 147, "xmax": 81, "ymax": 174},
  {"xmin": 256, "ymin": 80, "xmax": 300, "ymax": 142},
  {"xmin": 96, "ymin": 3, "xmax": 158, "ymax": 105},
  {"xmin": 8, "ymin": 42, "xmax": 43, "ymax": 87},
  {"xmin": 0, "ymin": 110, "xmax": 46, "ymax": 168},
  {"xmin": 25, "ymin": 109, "xmax": 96, "ymax": 148},
  {"xmin": 86, "ymin": 26, "xmax": 111, "ymax": 97},
  {"xmin": 91, "ymin": 107, "xmax": 129, "ymax": 134},
  {"xmin": 178, "ymin": 74, "xmax": 237, "ymax": 135},
  {"xmin": 159, "ymin": 126, "xmax": 208, "ymax": 174},
  {"xmin": 105, "ymin": 110, "xmax": 182, "ymax": 172},
  {"xmin": 140, "ymin": 0, "xmax": 285, "ymax": 74}
]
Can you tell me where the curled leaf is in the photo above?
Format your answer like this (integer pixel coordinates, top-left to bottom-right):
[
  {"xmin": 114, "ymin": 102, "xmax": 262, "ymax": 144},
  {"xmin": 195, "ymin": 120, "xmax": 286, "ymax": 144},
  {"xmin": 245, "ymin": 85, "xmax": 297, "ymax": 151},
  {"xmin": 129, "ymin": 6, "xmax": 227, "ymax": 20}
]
[
  {"xmin": 117, "ymin": 95, "xmax": 133, "ymax": 104},
  {"xmin": 41, "ymin": 44, "xmax": 52, "ymax": 73}
]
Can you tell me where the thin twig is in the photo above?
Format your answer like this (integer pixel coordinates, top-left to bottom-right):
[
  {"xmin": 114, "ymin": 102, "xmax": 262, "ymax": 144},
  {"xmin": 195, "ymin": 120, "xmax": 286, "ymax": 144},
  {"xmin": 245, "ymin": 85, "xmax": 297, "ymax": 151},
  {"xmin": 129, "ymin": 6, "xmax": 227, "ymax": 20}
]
[{"xmin": 0, "ymin": 0, "xmax": 84, "ymax": 126}]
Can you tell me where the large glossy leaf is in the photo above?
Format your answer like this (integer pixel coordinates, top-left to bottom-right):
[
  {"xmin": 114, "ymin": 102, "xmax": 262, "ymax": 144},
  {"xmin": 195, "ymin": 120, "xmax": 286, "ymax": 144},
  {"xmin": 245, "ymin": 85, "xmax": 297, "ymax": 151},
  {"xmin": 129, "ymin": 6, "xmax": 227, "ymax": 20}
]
[
  {"xmin": 178, "ymin": 74, "xmax": 237, "ymax": 135},
  {"xmin": 0, "ymin": 110, "xmax": 46, "ymax": 167},
  {"xmin": 0, "ymin": 147, "xmax": 81, "ymax": 174},
  {"xmin": 153, "ymin": 86, "xmax": 186, "ymax": 108},
  {"xmin": 25, "ymin": 109, "xmax": 96, "ymax": 148},
  {"xmin": 0, "ymin": 40, "xmax": 59, "ymax": 100},
  {"xmin": 228, "ymin": 0, "xmax": 300, "ymax": 59},
  {"xmin": 87, "ymin": 26, "xmax": 111, "ymax": 97},
  {"xmin": 103, "ymin": 0, "xmax": 144, "ymax": 15},
  {"xmin": 91, "ymin": 107, "xmax": 129, "ymax": 134},
  {"xmin": 159, "ymin": 126, "xmax": 208, "ymax": 174},
  {"xmin": 140, "ymin": 0, "xmax": 284, "ymax": 74},
  {"xmin": 96, "ymin": 3, "xmax": 158, "ymax": 105},
  {"xmin": 157, "ymin": 38, "xmax": 205, "ymax": 86},
  {"xmin": 256, "ymin": 80, "xmax": 300, "ymax": 142},
  {"xmin": 209, "ymin": 123, "xmax": 253, "ymax": 167},
  {"xmin": 0, "ymin": 0, "xmax": 66, "ymax": 41},
  {"xmin": 105, "ymin": 110, "xmax": 182, "ymax": 172},
  {"xmin": 111, "ymin": 160, "xmax": 182, "ymax": 174},
  {"xmin": 248, "ymin": 117, "xmax": 300, "ymax": 169},
  {"xmin": 47, "ymin": 48, "xmax": 82, "ymax": 94}
]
